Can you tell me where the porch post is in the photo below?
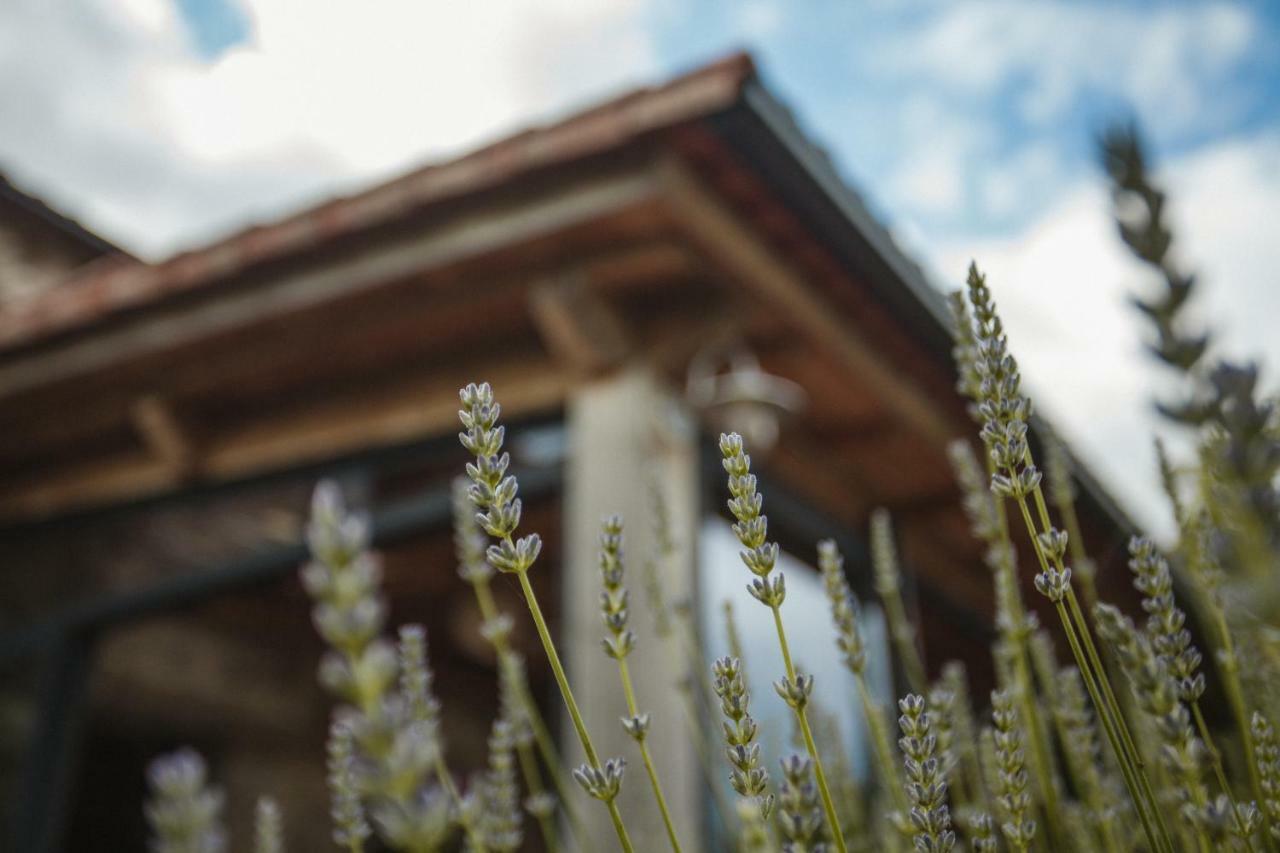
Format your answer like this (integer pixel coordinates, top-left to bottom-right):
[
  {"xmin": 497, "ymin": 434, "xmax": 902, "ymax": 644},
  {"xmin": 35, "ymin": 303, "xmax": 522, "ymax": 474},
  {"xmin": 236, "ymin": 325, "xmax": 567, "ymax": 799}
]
[{"xmin": 561, "ymin": 366, "xmax": 702, "ymax": 849}]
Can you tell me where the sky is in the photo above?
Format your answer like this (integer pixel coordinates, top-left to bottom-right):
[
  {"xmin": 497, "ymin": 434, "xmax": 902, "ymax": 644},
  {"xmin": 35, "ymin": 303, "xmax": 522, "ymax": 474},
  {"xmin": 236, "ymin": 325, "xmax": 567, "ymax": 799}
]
[{"xmin": 2, "ymin": 0, "xmax": 1278, "ymax": 535}]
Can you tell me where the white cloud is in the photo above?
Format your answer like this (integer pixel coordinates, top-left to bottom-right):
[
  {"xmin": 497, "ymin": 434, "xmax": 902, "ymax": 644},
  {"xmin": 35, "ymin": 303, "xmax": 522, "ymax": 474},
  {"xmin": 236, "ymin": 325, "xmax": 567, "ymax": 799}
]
[
  {"xmin": 930, "ymin": 129, "xmax": 1280, "ymax": 538},
  {"xmin": 1163, "ymin": 133, "xmax": 1280, "ymax": 366},
  {"xmin": 879, "ymin": 0, "xmax": 1257, "ymax": 134},
  {"xmin": 977, "ymin": 142, "xmax": 1061, "ymax": 221},
  {"xmin": 881, "ymin": 94, "xmax": 995, "ymax": 220},
  {"xmin": 890, "ymin": 146, "xmax": 965, "ymax": 215},
  {"xmin": 0, "ymin": 0, "xmax": 656, "ymax": 258}
]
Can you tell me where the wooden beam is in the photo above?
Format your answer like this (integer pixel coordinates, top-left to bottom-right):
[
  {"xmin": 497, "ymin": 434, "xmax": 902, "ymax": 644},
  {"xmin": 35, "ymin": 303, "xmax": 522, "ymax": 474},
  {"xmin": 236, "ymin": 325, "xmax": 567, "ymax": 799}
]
[
  {"xmin": 130, "ymin": 396, "xmax": 196, "ymax": 479},
  {"xmin": 653, "ymin": 157, "xmax": 956, "ymax": 446},
  {"xmin": 0, "ymin": 453, "xmax": 175, "ymax": 521},
  {"xmin": 202, "ymin": 358, "xmax": 569, "ymax": 479},
  {"xmin": 0, "ymin": 357, "xmax": 570, "ymax": 523},
  {"xmin": 528, "ymin": 273, "xmax": 631, "ymax": 374}
]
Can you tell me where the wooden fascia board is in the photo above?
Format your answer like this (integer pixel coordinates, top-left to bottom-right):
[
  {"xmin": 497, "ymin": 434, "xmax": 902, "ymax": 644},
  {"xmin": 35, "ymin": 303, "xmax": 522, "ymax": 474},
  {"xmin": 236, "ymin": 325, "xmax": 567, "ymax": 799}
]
[{"xmin": 0, "ymin": 164, "xmax": 663, "ymax": 400}]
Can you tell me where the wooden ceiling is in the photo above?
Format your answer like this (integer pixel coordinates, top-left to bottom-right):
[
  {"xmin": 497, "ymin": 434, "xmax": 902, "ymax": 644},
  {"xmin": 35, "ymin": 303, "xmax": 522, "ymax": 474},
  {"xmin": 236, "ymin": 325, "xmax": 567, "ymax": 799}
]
[{"xmin": 0, "ymin": 128, "xmax": 1134, "ymax": 648}]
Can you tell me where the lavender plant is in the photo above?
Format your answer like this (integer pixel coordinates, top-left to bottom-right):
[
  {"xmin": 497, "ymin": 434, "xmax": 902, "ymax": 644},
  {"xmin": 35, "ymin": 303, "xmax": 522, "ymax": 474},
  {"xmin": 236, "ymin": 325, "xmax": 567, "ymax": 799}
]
[
  {"xmin": 720, "ymin": 431, "xmax": 848, "ymax": 851},
  {"xmin": 133, "ymin": 133, "xmax": 1280, "ymax": 853},
  {"xmin": 596, "ymin": 515, "xmax": 683, "ymax": 851},
  {"xmin": 711, "ymin": 654, "xmax": 776, "ymax": 840},
  {"xmin": 305, "ymin": 482, "xmax": 462, "ymax": 852},
  {"xmin": 777, "ymin": 754, "xmax": 826, "ymax": 852},
  {"xmin": 452, "ymin": 476, "xmax": 579, "ymax": 850},
  {"xmin": 254, "ymin": 798, "xmax": 284, "ymax": 853},
  {"xmin": 990, "ymin": 689, "xmax": 1035, "ymax": 852},
  {"xmin": 326, "ymin": 721, "xmax": 371, "ymax": 853},
  {"xmin": 897, "ymin": 693, "xmax": 955, "ymax": 852},
  {"xmin": 141, "ymin": 354, "xmax": 1280, "ymax": 852},
  {"xmin": 145, "ymin": 748, "xmax": 227, "ymax": 853},
  {"xmin": 458, "ymin": 381, "xmax": 634, "ymax": 852}
]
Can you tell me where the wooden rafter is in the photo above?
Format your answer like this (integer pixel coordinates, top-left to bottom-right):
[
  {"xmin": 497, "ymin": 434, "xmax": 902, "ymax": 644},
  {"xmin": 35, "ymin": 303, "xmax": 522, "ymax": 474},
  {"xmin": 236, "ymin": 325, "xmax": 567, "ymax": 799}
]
[
  {"xmin": 130, "ymin": 396, "xmax": 196, "ymax": 480},
  {"xmin": 653, "ymin": 155, "xmax": 957, "ymax": 447}
]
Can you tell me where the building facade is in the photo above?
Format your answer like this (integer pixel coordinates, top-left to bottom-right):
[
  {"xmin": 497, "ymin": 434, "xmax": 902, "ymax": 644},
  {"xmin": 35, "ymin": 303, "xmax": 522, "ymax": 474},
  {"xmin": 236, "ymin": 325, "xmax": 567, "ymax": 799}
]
[{"xmin": 0, "ymin": 54, "xmax": 1137, "ymax": 851}]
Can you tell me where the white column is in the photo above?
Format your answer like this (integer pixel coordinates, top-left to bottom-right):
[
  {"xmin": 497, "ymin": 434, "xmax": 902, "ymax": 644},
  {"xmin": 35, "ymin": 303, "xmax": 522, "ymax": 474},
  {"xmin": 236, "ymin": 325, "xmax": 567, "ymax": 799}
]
[{"xmin": 561, "ymin": 367, "xmax": 702, "ymax": 850}]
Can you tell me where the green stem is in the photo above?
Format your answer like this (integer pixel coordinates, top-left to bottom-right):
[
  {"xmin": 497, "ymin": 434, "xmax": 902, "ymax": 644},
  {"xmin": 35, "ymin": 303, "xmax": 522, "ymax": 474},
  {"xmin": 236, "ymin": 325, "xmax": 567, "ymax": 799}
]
[
  {"xmin": 878, "ymin": 579, "xmax": 928, "ymax": 696},
  {"xmin": 1191, "ymin": 700, "xmax": 1256, "ymax": 849},
  {"xmin": 521, "ymin": 676, "xmax": 589, "ymax": 848},
  {"xmin": 1025, "ymin": 468, "xmax": 1149, "ymax": 793},
  {"xmin": 515, "ymin": 568, "xmax": 634, "ymax": 852},
  {"xmin": 1063, "ymin": 581, "xmax": 1176, "ymax": 849},
  {"xmin": 676, "ymin": 678, "xmax": 737, "ymax": 839},
  {"xmin": 1027, "ymin": 475, "xmax": 1151, "ymax": 796},
  {"xmin": 1013, "ymin": 496, "xmax": 1173, "ymax": 852},
  {"xmin": 769, "ymin": 602, "xmax": 848, "ymax": 853},
  {"xmin": 1210, "ymin": 601, "xmax": 1269, "ymax": 842},
  {"xmin": 605, "ymin": 800, "xmax": 634, "ymax": 853},
  {"xmin": 1056, "ymin": 598, "xmax": 1166, "ymax": 852},
  {"xmin": 617, "ymin": 656, "xmax": 684, "ymax": 853},
  {"xmin": 984, "ymin": 460, "xmax": 1063, "ymax": 848},
  {"xmin": 1009, "ymin": 633, "xmax": 1064, "ymax": 846},
  {"xmin": 469, "ymin": 576, "xmax": 589, "ymax": 848},
  {"xmin": 1053, "ymin": 464, "xmax": 1099, "ymax": 610},
  {"xmin": 854, "ymin": 676, "xmax": 908, "ymax": 815},
  {"xmin": 515, "ymin": 738, "xmax": 561, "ymax": 852},
  {"xmin": 433, "ymin": 756, "xmax": 488, "ymax": 852},
  {"xmin": 1028, "ymin": 471, "xmax": 1140, "ymax": 758},
  {"xmin": 1049, "ymin": 699, "xmax": 1122, "ymax": 853}
]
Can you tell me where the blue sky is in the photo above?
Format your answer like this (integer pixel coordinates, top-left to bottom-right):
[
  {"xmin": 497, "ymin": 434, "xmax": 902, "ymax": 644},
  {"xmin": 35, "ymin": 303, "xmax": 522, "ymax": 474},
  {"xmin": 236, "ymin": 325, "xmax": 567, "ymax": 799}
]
[
  {"xmin": 173, "ymin": 0, "xmax": 250, "ymax": 58},
  {"xmin": 2, "ymin": 0, "xmax": 1278, "ymax": 532},
  {"xmin": 647, "ymin": 0, "xmax": 1280, "ymax": 244}
]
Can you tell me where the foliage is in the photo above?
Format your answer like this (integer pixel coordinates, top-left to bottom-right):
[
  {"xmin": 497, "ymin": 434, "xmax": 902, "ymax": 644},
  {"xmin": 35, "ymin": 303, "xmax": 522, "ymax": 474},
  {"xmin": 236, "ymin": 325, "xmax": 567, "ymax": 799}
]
[{"xmin": 139, "ymin": 131, "xmax": 1280, "ymax": 852}]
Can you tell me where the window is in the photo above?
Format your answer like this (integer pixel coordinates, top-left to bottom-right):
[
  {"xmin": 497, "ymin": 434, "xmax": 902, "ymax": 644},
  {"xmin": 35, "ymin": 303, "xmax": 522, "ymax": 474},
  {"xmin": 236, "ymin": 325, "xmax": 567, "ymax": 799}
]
[{"xmin": 698, "ymin": 518, "xmax": 892, "ymax": 788}]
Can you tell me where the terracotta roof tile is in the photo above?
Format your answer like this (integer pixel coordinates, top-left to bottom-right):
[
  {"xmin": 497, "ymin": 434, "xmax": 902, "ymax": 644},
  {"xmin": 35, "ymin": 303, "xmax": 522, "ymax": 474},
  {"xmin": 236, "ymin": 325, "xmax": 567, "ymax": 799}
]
[{"xmin": 0, "ymin": 52, "xmax": 755, "ymax": 352}]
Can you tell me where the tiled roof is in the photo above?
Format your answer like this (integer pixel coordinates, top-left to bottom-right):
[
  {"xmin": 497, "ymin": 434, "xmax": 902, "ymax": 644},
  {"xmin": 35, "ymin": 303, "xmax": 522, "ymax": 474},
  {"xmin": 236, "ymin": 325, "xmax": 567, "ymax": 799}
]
[{"xmin": 0, "ymin": 53, "xmax": 756, "ymax": 353}]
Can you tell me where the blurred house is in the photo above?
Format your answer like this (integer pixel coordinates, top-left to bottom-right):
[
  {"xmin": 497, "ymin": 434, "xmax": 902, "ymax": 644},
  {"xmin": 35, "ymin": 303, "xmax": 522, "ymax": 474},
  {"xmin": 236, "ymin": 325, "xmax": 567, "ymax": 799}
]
[
  {"xmin": 0, "ymin": 53, "xmax": 1137, "ymax": 851},
  {"xmin": 0, "ymin": 174, "xmax": 123, "ymax": 303}
]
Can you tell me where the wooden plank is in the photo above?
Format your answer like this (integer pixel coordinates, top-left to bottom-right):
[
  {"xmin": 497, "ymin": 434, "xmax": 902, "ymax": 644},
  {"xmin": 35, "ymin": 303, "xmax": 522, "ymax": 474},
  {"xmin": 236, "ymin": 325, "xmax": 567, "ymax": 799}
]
[
  {"xmin": 0, "ymin": 357, "xmax": 569, "ymax": 522},
  {"xmin": 203, "ymin": 357, "xmax": 568, "ymax": 478},
  {"xmin": 653, "ymin": 157, "xmax": 957, "ymax": 446}
]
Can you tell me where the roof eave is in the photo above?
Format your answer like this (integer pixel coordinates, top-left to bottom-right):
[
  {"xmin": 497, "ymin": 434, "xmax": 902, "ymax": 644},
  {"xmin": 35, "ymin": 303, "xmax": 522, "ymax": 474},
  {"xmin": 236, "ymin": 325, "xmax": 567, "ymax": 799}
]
[{"xmin": 711, "ymin": 79, "xmax": 1140, "ymax": 539}]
